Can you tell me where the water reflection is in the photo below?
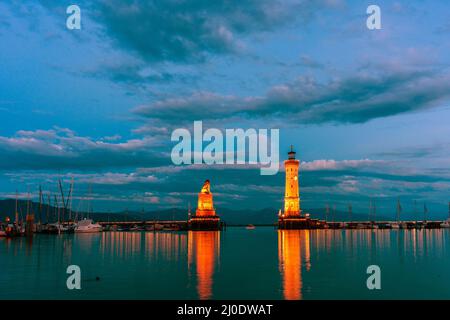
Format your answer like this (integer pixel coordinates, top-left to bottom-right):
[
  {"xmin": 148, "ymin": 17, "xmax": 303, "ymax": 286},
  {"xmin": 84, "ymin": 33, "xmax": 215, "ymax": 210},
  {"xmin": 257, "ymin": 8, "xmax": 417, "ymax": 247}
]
[
  {"xmin": 278, "ymin": 230, "xmax": 311, "ymax": 300},
  {"xmin": 307, "ymin": 229, "xmax": 447, "ymax": 264},
  {"xmin": 100, "ymin": 231, "xmax": 188, "ymax": 262},
  {"xmin": 2, "ymin": 228, "xmax": 449, "ymax": 299},
  {"xmin": 188, "ymin": 231, "xmax": 220, "ymax": 300}
]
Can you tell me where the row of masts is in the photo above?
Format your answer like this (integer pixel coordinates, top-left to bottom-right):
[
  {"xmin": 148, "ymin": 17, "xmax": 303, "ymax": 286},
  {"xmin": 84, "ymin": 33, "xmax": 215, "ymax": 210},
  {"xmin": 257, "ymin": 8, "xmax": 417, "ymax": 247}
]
[
  {"xmin": 322, "ymin": 199, "xmax": 449, "ymax": 222},
  {"xmin": 12, "ymin": 179, "xmax": 94, "ymax": 227}
]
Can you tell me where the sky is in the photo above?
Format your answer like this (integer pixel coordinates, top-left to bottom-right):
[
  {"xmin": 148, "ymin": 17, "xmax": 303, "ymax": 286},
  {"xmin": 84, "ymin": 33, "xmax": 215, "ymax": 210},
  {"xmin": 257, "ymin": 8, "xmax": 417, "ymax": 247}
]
[{"xmin": 0, "ymin": 0, "xmax": 450, "ymax": 218}]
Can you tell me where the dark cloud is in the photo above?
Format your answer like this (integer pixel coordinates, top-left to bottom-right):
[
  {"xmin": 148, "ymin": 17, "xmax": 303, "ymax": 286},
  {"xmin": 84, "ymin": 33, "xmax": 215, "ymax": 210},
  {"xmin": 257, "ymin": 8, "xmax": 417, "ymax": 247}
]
[
  {"xmin": 92, "ymin": 63, "xmax": 175, "ymax": 85},
  {"xmin": 86, "ymin": 60, "xmax": 201, "ymax": 88},
  {"xmin": 96, "ymin": 0, "xmax": 318, "ymax": 63},
  {"xmin": 374, "ymin": 143, "xmax": 450, "ymax": 159},
  {"xmin": 134, "ymin": 68, "xmax": 450, "ymax": 126},
  {"xmin": 4, "ymin": 0, "xmax": 336, "ymax": 87}
]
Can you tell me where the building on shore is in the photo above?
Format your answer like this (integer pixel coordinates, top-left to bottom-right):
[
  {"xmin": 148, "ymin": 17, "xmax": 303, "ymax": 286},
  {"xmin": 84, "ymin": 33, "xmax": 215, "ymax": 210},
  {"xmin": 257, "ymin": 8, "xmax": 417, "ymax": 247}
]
[{"xmin": 188, "ymin": 180, "xmax": 222, "ymax": 230}]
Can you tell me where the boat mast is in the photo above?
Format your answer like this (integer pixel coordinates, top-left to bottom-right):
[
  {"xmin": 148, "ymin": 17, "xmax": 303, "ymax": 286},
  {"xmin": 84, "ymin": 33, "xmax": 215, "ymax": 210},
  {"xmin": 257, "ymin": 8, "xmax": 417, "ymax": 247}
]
[
  {"xmin": 39, "ymin": 186, "xmax": 43, "ymax": 224},
  {"xmin": 68, "ymin": 178, "xmax": 74, "ymax": 222},
  {"xmin": 396, "ymin": 198, "xmax": 401, "ymax": 222},
  {"xmin": 413, "ymin": 200, "xmax": 417, "ymax": 223},
  {"xmin": 58, "ymin": 179, "xmax": 66, "ymax": 225},
  {"xmin": 26, "ymin": 191, "xmax": 30, "ymax": 219},
  {"xmin": 87, "ymin": 184, "xmax": 92, "ymax": 219},
  {"xmin": 46, "ymin": 193, "xmax": 51, "ymax": 223},
  {"xmin": 373, "ymin": 201, "xmax": 376, "ymax": 222},
  {"xmin": 15, "ymin": 190, "xmax": 19, "ymax": 225},
  {"xmin": 55, "ymin": 195, "xmax": 59, "ymax": 224}
]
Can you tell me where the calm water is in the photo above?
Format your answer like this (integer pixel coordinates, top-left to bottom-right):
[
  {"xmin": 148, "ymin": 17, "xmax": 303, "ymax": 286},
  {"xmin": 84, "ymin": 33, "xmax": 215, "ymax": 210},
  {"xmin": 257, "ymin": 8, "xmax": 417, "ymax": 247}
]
[{"xmin": 1, "ymin": 227, "xmax": 450, "ymax": 300}]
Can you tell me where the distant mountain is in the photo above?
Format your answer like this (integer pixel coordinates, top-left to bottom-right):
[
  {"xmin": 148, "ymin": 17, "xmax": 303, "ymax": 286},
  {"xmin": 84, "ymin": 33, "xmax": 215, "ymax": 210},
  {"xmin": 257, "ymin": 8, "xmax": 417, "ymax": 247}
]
[
  {"xmin": 0, "ymin": 199, "xmax": 391, "ymax": 225},
  {"xmin": 0, "ymin": 199, "xmax": 142, "ymax": 223}
]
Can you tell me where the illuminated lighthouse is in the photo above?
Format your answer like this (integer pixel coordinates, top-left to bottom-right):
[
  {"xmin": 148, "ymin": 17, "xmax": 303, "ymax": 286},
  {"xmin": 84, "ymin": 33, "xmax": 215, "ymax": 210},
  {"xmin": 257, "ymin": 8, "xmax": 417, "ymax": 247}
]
[
  {"xmin": 279, "ymin": 146, "xmax": 316, "ymax": 229},
  {"xmin": 284, "ymin": 146, "xmax": 301, "ymax": 217}
]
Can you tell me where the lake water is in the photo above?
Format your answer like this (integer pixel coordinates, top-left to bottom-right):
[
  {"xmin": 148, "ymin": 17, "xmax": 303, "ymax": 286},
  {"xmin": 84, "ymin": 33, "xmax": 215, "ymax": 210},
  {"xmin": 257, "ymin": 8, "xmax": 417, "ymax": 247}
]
[{"xmin": 1, "ymin": 227, "xmax": 450, "ymax": 299}]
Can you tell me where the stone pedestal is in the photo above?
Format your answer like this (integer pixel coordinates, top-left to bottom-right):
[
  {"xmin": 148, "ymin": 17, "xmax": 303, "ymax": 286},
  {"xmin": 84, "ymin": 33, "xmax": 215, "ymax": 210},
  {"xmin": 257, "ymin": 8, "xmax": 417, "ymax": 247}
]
[
  {"xmin": 188, "ymin": 216, "xmax": 222, "ymax": 231},
  {"xmin": 278, "ymin": 216, "xmax": 322, "ymax": 229}
]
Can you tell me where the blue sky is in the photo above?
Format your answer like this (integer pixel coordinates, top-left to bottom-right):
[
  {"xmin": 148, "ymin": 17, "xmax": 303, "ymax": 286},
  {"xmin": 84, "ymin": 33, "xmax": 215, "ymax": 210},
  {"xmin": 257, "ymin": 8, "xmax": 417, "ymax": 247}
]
[{"xmin": 1, "ymin": 0, "xmax": 450, "ymax": 218}]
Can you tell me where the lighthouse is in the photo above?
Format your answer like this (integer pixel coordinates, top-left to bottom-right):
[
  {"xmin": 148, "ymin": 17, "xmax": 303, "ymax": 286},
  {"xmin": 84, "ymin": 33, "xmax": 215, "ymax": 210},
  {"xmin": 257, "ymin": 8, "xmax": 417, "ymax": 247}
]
[
  {"xmin": 284, "ymin": 146, "xmax": 301, "ymax": 217},
  {"xmin": 278, "ymin": 146, "xmax": 316, "ymax": 229}
]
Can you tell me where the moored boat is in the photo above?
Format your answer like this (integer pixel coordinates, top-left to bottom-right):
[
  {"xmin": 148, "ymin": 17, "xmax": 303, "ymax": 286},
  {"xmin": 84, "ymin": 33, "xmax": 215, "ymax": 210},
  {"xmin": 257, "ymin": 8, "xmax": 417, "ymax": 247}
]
[
  {"xmin": 439, "ymin": 220, "xmax": 450, "ymax": 228},
  {"xmin": 129, "ymin": 224, "xmax": 142, "ymax": 231},
  {"xmin": 4, "ymin": 223, "xmax": 25, "ymax": 237},
  {"xmin": 43, "ymin": 223, "xmax": 69, "ymax": 234},
  {"xmin": 0, "ymin": 224, "xmax": 6, "ymax": 237},
  {"xmin": 75, "ymin": 219, "xmax": 102, "ymax": 233},
  {"xmin": 146, "ymin": 223, "xmax": 164, "ymax": 231}
]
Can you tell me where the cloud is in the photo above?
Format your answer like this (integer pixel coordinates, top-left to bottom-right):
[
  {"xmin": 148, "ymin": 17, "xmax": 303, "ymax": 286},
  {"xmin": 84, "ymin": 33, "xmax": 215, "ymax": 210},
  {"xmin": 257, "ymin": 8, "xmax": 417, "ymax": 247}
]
[
  {"xmin": 86, "ymin": 60, "xmax": 200, "ymax": 87},
  {"xmin": 3, "ymin": 151, "xmax": 450, "ymax": 214},
  {"xmin": 6, "ymin": 171, "xmax": 160, "ymax": 186},
  {"xmin": 298, "ymin": 55, "xmax": 325, "ymax": 69},
  {"xmin": 374, "ymin": 143, "xmax": 450, "ymax": 159},
  {"xmin": 95, "ymin": 0, "xmax": 320, "ymax": 63},
  {"xmin": 0, "ymin": 127, "xmax": 166, "ymax": 170},
  {"xmin": 73, "ymin": 172, "xmax": 159, "ymax": 185},
  {"xmin": 90, "ymin": 62, "xmax": 175, "ymax": 84},
  {"xmin": 134, "ymin": 67, "xmax": 450, "ymax": 126},
  {"xmin": 300, "ymin": 159, "xmax": 384, "ymax": 171}
]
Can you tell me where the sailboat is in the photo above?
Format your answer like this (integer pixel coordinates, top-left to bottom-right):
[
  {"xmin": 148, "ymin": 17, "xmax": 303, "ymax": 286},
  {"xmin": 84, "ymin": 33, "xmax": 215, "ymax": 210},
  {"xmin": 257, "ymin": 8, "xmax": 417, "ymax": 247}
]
[
  {"xmin": 46, "ymin": 194, "xmax": 68, "ymax": 234},
  {"xmin": 4, "ymin": 219, "xmax": 23, "ymax": 237},
  {"xmin": 25, "ymin": 192, "xmax": 35, "ymax": 236},
  {"xmin": 390, "ymin": 222, "xmax": 400, "ymax": 229},
  {"xmin": 5, "ymin": 192, "xmax": 25, "ymax": 237},
  {"xmin": 420, "ymin": 203, "xmax": 429, "ymax": 229},
  {"xmin": 440, "ymin": 220, "xmax": 450, "ymax": 228},
  {"xmin": 369, "ymin": 201, "xmax": 378, "ymax": 229},
  {"xmin": 342, "ymin": 203, "xmax": 351, "ymax": 229},
  {"xmin": 59, "ymin": 179, "xmax": 76, "ymax": 233},
  {"xmin": 0, "ymin": 223, "xmax": 6, "ymax": 237},
  {"xmin": 440, "ymin": 202, "xmax": 450, "ymax": 228},
  {"xmin": 390, "ymin": 198, "xmax": 402, "ymax": 229},
  {"xmin": 35, "ymin": 186, "xmax": 43, "ymax": 233}
]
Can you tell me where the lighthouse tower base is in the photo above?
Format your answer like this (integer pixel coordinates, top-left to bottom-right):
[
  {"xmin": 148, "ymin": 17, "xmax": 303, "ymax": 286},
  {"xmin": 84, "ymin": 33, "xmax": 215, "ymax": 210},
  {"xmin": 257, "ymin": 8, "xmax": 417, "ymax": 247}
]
[
  {"xmin": 188, "ymin": 216, "xmax": 223, "ymax": 231},
  {"xmin": 278, "ymin": 215, "xmax": 321, "ymax": 229}
]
